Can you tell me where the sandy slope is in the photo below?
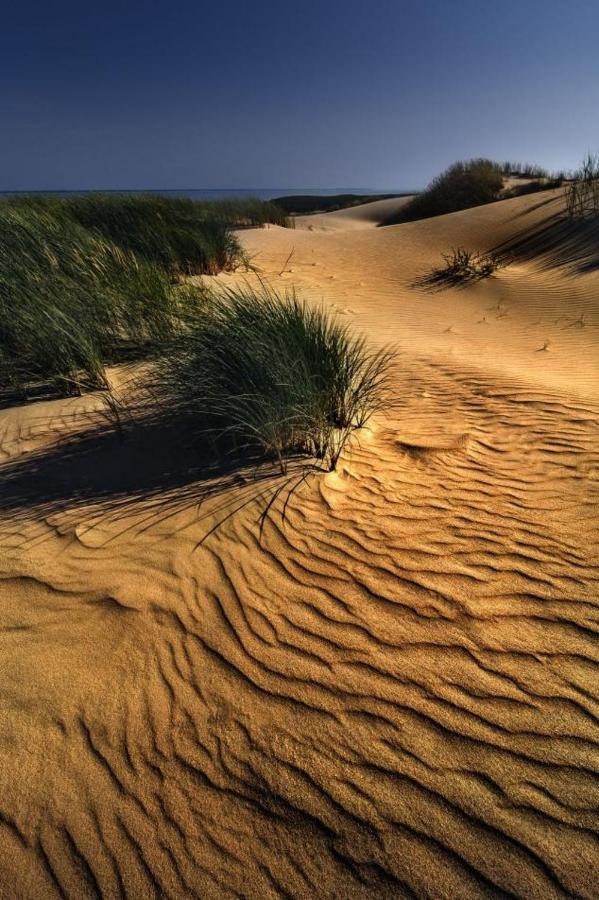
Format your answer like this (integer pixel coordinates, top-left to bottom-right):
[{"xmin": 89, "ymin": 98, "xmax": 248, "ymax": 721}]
[
  {"xmin": 249, "ymin": 190, "xmax": 599, "ymax": 397},
  {"xmin": 0, "ymin": 189, "xmax": 598, "ymax": 899},
  {"xmin": 291, "ymin": 195, "xmax": 413, "ymax": 231}
]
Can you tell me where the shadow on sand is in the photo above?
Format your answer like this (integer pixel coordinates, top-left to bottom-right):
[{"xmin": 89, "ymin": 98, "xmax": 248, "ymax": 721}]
[
  {"xmin": 490, "ymin": 212, "xmax": 599, "ymax": 275},
  {"xmin": 412, "ymin": 264, "xmax": 499, "ymax": 293},
  {"xmin": 0, "ymin": 409, "xmax": 316, "ymax": 549},
  {"xmin": 415, "ymin": 206, "xmax": 599, "ymax": 292}
]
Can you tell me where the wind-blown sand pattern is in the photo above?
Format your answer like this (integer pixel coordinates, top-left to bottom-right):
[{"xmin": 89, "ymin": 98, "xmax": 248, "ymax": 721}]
[{"xmin": 1, "ymin": 189, "xmax": 598, "ymax": 898}]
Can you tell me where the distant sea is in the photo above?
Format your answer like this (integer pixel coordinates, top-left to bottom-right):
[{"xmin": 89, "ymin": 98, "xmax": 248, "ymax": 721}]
[{"xmin": 0, "ymin": 188, "xmax": 411, "ymax": 201}]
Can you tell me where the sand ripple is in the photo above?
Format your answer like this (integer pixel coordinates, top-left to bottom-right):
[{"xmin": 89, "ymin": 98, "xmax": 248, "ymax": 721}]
[{"xmin": 0, "ymin": 191, "xmax": 598, "ymax": 898}]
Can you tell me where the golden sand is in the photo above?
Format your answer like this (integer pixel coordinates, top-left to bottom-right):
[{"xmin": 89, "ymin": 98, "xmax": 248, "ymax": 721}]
[{"xmin": 1, "ymin": 189, "xmax": 598, "ymax": 898}]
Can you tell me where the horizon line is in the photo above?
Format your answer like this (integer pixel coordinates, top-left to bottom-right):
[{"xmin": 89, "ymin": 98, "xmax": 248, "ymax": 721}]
[{"xmin": 0, "ymin": 186, "xmax": 416, "ymax": 194}]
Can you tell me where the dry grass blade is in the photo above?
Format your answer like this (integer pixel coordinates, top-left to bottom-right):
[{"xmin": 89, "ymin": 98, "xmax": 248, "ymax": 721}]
[{"xmin": 565, "ymin": 152, "xmax": 599, "ymax": 219}]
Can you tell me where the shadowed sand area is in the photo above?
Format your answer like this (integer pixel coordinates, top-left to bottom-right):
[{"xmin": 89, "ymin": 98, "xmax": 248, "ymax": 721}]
[{"xmin": 0, "ymin": 189, "xmax": 598, "ymax": 898}]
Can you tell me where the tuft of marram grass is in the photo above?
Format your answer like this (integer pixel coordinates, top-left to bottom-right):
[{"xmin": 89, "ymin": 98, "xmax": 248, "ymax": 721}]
[
  {"xmin": 8, "ymin": 194, "xmax": 244, "ymax": 279},
  {"xmin": 6, "ymin": 194, "xmax": 290, "ymax": 277},
  {"xmin": 152, "ymin": 283, "xmax": 393, "ymax": 472},
  {"xmin": 0, "ymin": 204, "xmax": 197, "ymax": 392},
  {"xmin": 0, "ymin": 194, "xmax": 289, "ymax": 397}
]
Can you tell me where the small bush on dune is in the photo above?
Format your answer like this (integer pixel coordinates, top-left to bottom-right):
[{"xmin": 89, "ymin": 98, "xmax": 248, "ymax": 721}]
[
  {"xmin": 381, "ymin": 158, "xmax": 567, "ymax": 226},
  {"xmin": 565, "ymin": 152, "xmax": 599, "ymax": 219},
  {"xmin": 153, "ymin": 284, "xmax": 393, "ymax": 472},
  {"xmin": 384, "ymin": 159, "xmax": 504, "ymax": 224},
  {"xmin": 0, "ymin": 205, "xmax": 190, "ymax": 391},
  {"xmin": 433, "ymin": 247, "xmax": 502, "ymax": 284}
]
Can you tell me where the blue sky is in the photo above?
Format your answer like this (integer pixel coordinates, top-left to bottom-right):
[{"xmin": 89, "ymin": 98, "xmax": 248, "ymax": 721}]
[{"xmin": 1, "ymin": 0, "xmax": 597, "ymax": 190}]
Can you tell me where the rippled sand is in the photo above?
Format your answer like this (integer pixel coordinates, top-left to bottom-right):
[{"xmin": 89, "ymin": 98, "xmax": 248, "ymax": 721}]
[{"xmin": 1, "ymin": 189, "xmax": 598, "ymax": 898}]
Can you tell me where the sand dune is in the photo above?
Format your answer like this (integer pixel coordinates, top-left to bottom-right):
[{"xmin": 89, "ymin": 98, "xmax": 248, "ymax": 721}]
[
  {"xmin": 0, "ymin": 188, "xmax": 598, "ymax": 898},
  {"xmin": 247, "ymin": 189, "xmax": 599, "ymax": 397},
  {"xmin": 292, "ymin": 196, "xmax": 414, "ymax": 231}
]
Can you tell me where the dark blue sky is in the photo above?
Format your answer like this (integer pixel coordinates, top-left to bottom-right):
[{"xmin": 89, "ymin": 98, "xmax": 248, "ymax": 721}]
[{"xmin": 2, "ymin": 0, "xmax": 597, "ymax": 190}]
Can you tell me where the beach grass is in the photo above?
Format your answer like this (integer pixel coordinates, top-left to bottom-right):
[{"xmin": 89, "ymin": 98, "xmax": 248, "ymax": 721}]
[
  {"xmin": 0, "ymin": 194, "xmax": 289, "ymax": 395},
  {"xmin": 6, "ymin": 194, "xmax": 289, "ymax": 278},
  {"xmin": 0, "ymin": 203, "xmax": 202, "ymax": 393},
  {"xmin": 152, "ymin": 283, "xmax": 393, "ymax": 472},
  {"xmin": 7, "ymin": 194, "xmax": 249, "ymax": 278}
]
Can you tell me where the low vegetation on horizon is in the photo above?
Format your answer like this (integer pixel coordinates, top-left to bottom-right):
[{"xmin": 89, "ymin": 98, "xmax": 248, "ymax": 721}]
[
  {"xmin": 381, "ymin": 158, "xmax": 567, "ymax": 225},
  {"xmin": 273, "ymin": 193, "xmax": 407, "ymax": 216},
  {"xmin": 151, "ymin": 284, "xmax": 393, "ymax": 473}
]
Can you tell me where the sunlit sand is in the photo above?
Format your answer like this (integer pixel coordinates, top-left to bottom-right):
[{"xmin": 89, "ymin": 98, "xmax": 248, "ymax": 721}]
[{"xmin": 1, "ymin": 188, "xmax": 598, "ymax": 897}]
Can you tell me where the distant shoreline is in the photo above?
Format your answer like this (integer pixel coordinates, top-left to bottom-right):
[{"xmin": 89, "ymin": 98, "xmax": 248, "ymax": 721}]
[{"xmin": 0, "ymin": 187, "xmax": 418, "ymax": 201}]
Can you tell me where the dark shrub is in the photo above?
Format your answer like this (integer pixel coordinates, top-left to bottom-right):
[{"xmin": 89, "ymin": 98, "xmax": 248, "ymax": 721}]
[
  {"xmin": 383, "ymin": 159, "xmax": 504, "ymax": 224},
  {"xmin": 434, "ymin": 247, "xmax": 502, "ymax": 283}
]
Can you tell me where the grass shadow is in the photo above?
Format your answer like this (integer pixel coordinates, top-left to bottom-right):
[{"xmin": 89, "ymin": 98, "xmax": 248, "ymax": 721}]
[
  {"xmin": 490, "ymin": 212, "xmax": 599, "ymax": 274},
  {"xmin": 0, "ymin": 406, "xmax": 318, "ymax": 549},
  {"xmin": 413, "ymin": 249, "xmax": 503, "ymax": 293}
]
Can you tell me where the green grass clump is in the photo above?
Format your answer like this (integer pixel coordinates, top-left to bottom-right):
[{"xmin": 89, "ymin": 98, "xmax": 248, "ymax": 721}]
[
  {"xmin": 32, "ymin": 194, "xmax": 243, "ymax": 278},
  {"xmin": 0, "ymin": 204, "xmax": 188, "ymax": 392},
  {"xmin": 383, "ymin": 159, "xmax": 504, "ymax": 224},
  {"xmin": 0, "ymin": 193, "xmax": 294, "ymax": 393},
  {"xmin": 6, "ymin": 193, "xmax": 289, "ymax": 279},
  {"xmin": 154, "ymin": 284, "xmax": 393, "ymax": 472},
  {"xmin": 0, "ymin": 193, "xmax": 292, "ymax": 397}
]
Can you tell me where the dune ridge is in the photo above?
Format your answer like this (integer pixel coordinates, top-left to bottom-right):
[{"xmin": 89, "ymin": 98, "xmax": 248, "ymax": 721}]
[{"xmin": 0, "ymin": 188, "xmax": 598, "ymax": 898}]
